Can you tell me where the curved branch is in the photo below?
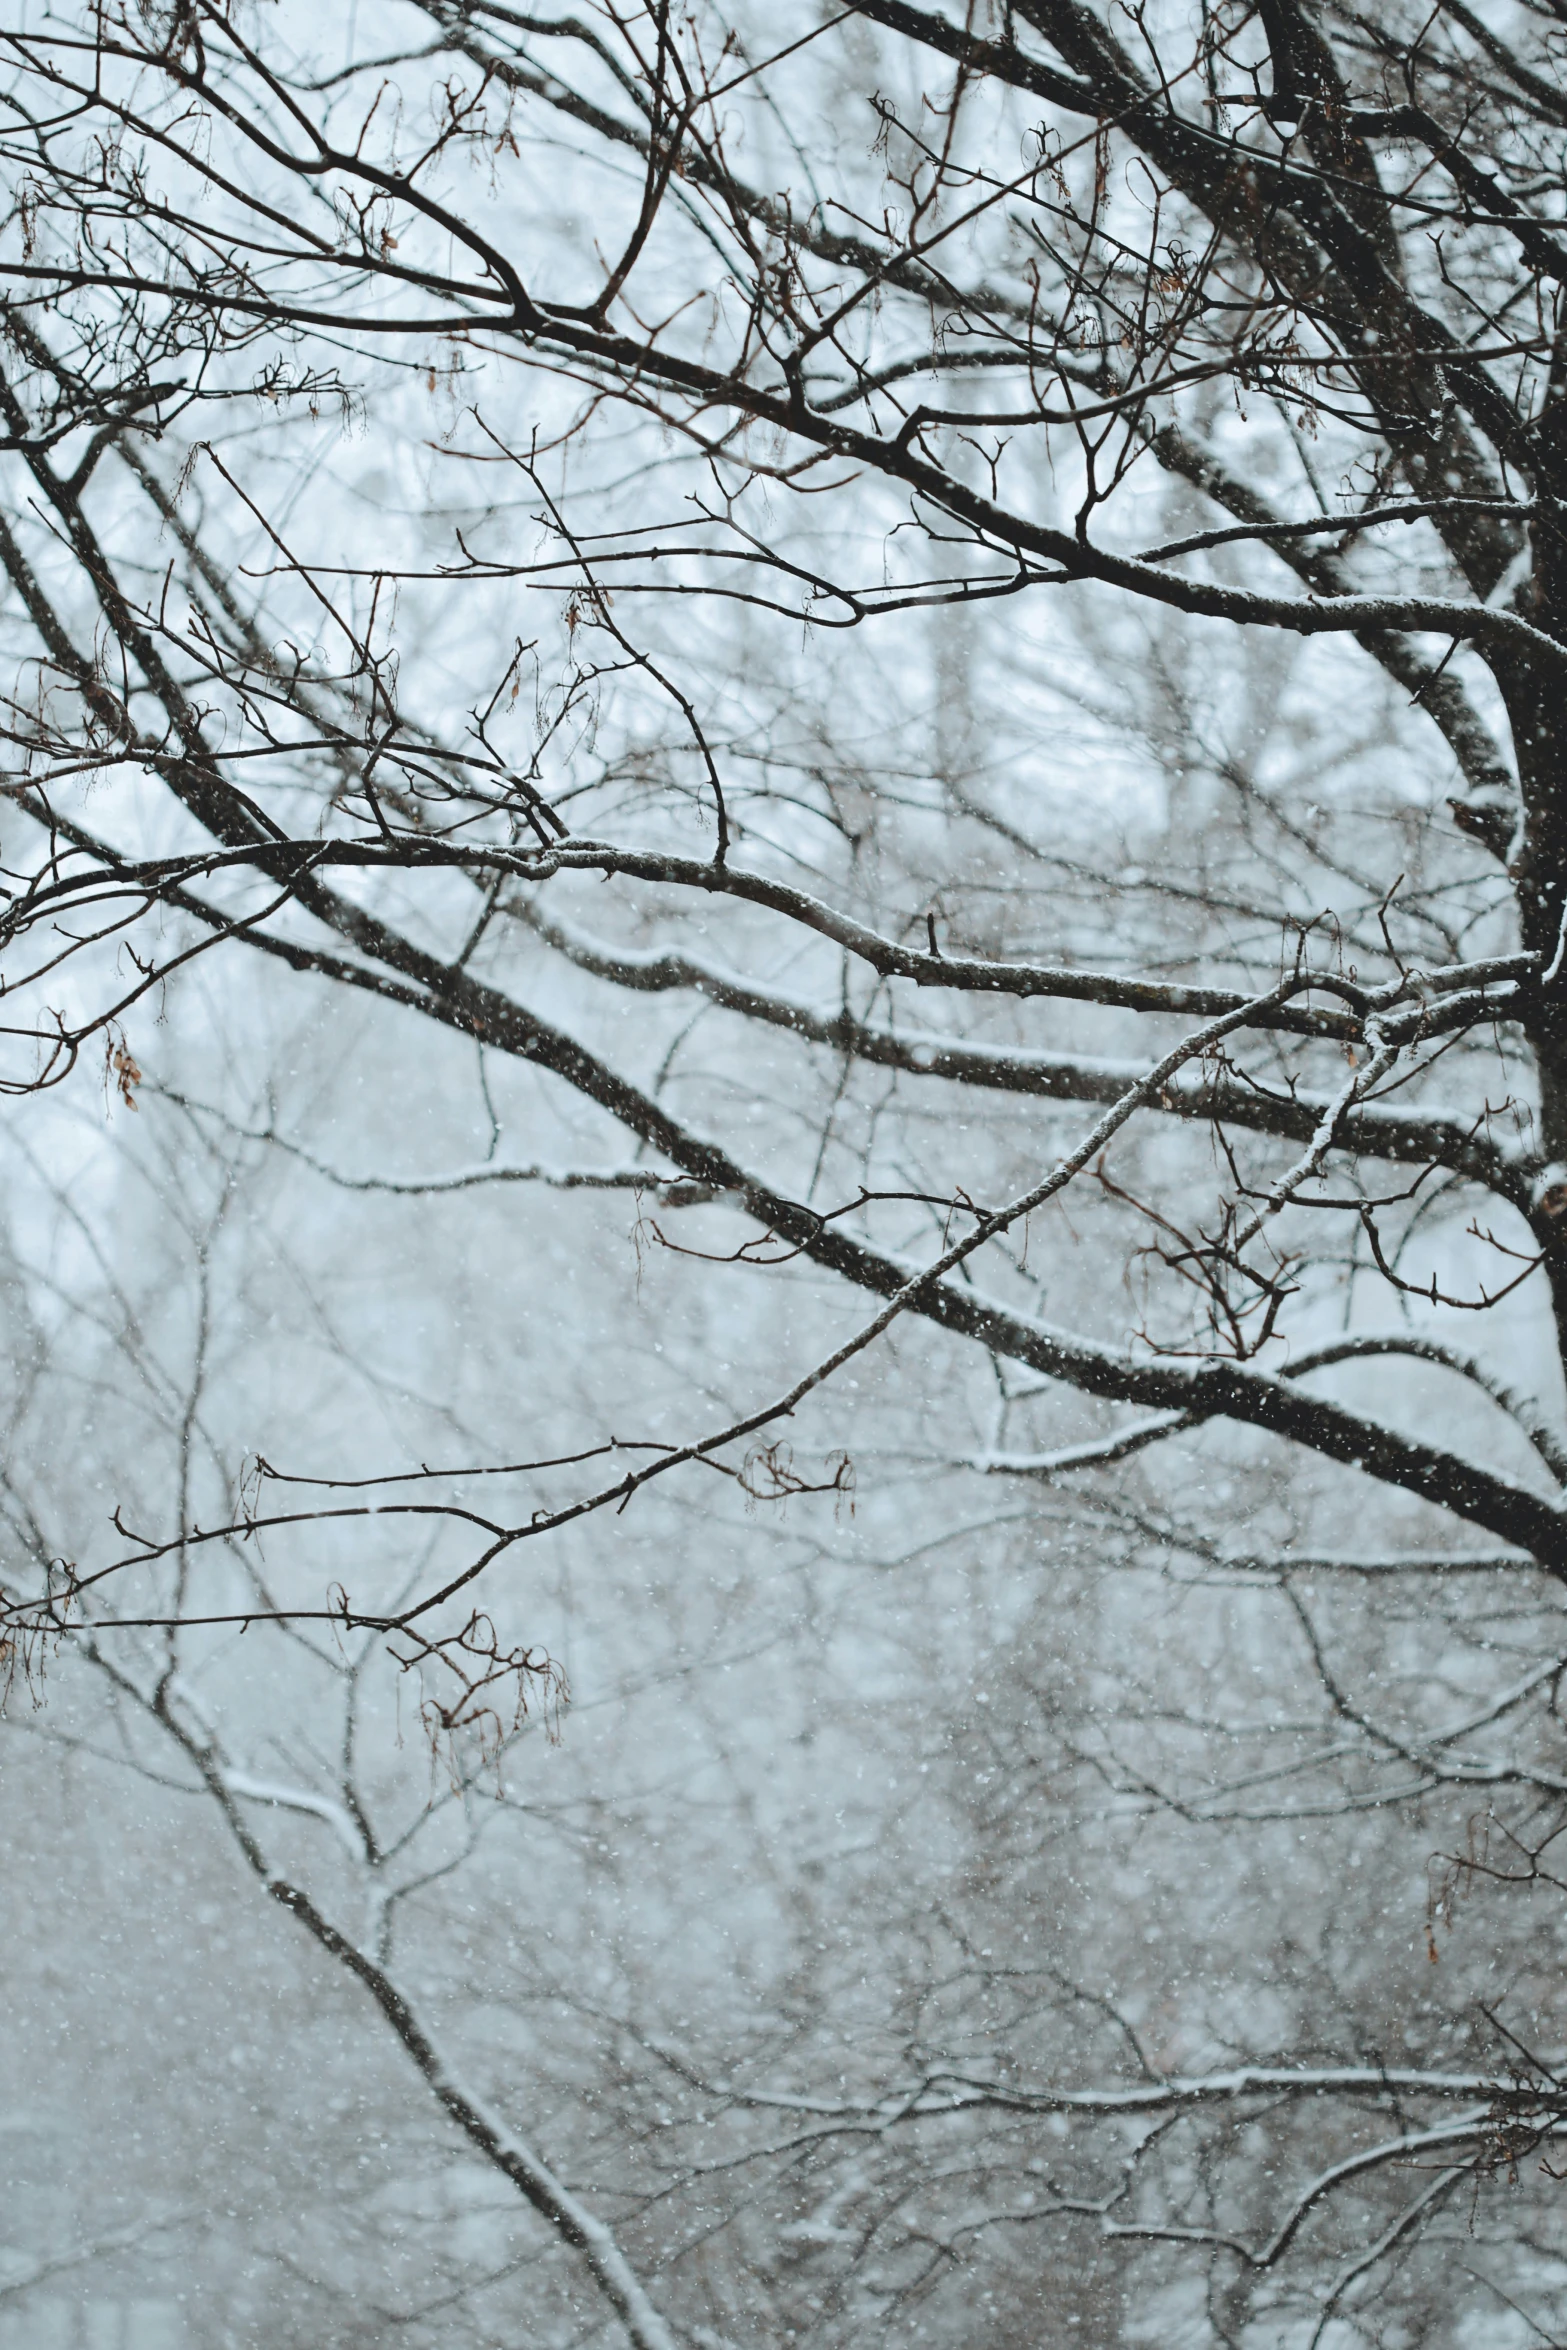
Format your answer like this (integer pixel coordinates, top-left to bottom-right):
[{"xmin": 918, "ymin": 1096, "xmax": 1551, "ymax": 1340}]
[
  {"xmin": 198, "ymin": 903, "xmax": 1567, "ymax": 1573},
  {"xmin": 87, "ymin": 1651, "xmax": 682, "ymax": 2350},
  {"xmin": 1285, "ymin": 1332, "xmax": 1567, "ymax": 1485},
  {"xmin": 517, "ymin": 900, "xmax": 1530, "ymax": 1198}
]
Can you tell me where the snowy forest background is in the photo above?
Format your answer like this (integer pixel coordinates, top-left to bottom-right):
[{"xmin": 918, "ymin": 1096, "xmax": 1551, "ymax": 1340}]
[{"xmin": 4, "ymin": 0, "xmax": 1567, "ymax": 2343}]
